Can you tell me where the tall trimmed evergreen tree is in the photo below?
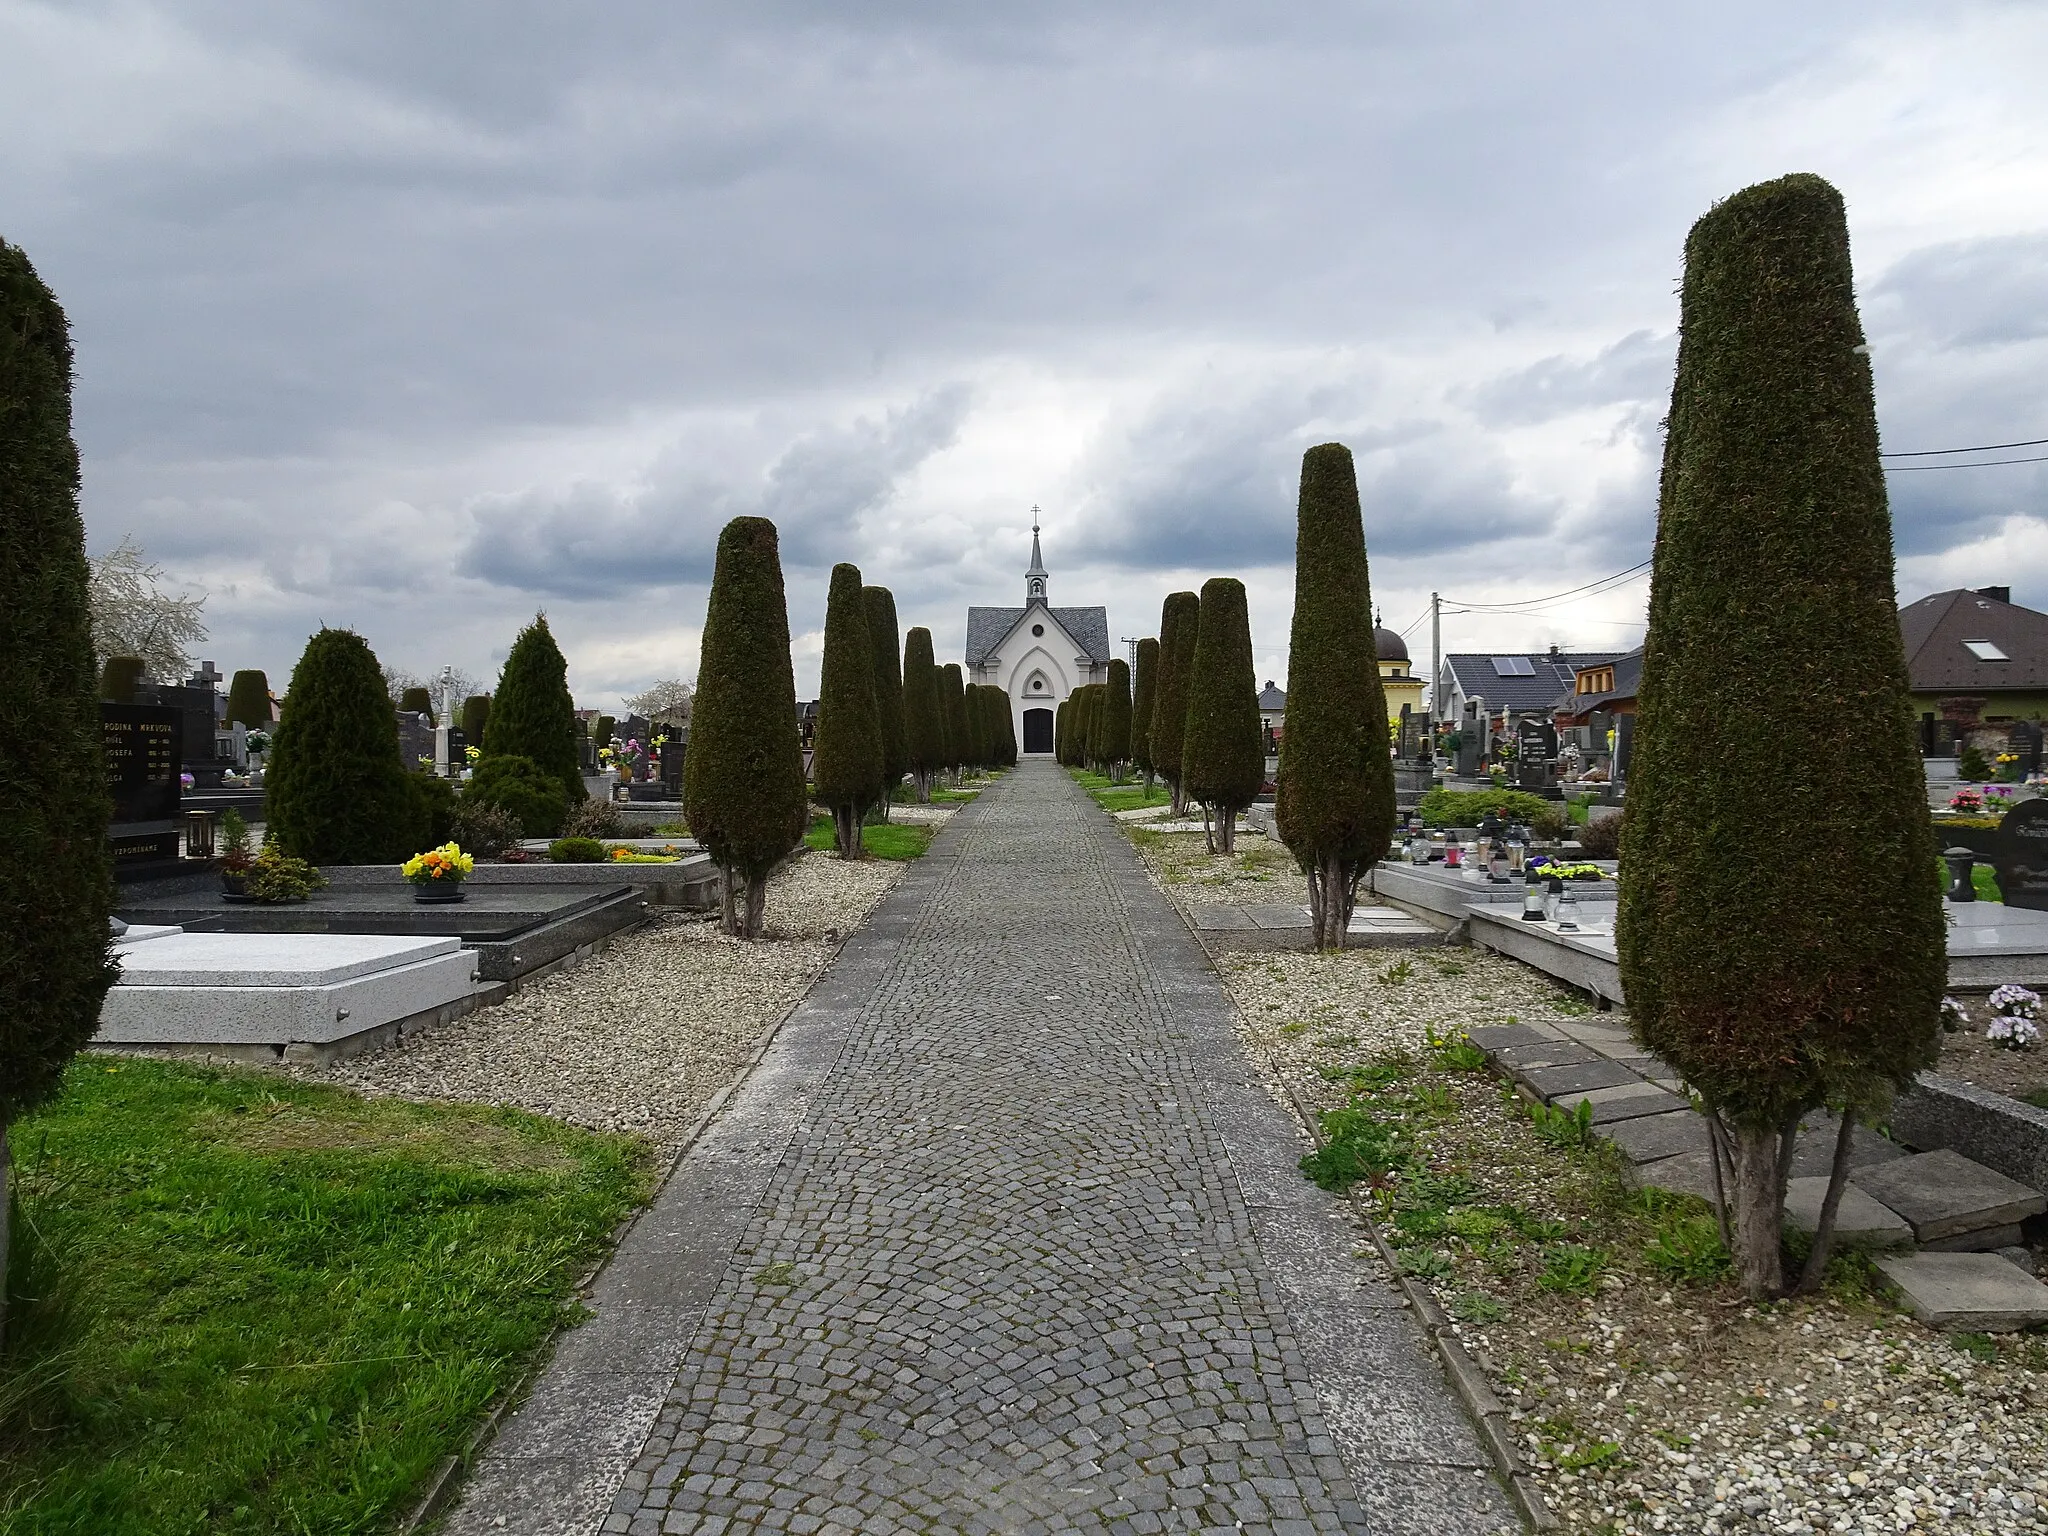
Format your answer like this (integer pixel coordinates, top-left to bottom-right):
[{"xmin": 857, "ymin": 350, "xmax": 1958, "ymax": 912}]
[
  {"xmin": 902, "ymin": 627, "xmax": 944, "ymax": 802},
  {"xmin": 399, "ymin": 685, "xmax": 434, "ymax": 722},
  {"xmin": 461, "ymin": 694, "xmax": 491, "ymax": 750},
  {"xmin": 268, "ymin": 629, "xmax": 419, "ymax": 863},
  {"xmin": 227, "ymin": 669, "xmax": 271, "ymax": 729},
  {"xmin": 940, "ymin": 663, "xmax": 967, "ymax": 780},
  {"xmin": 1617, "ymin": 174, "xmax": 1944, "ymax": 1298},
  {"xmin": 967, "ymin": 685, "xmax": 992, "ymax": 771},
  {"xmin": 1, "ymin": 238, "xmax": 119, "ymax": 1335},
  {"xmin": 862, "ymin": 586, "xmax": 908, "ymax": 819},
  {"xmin": 1182, "ymin": 578, "xmax": 1264, "ymax": 854},
  {"xmin": 684, "ymin": 517, "xmax": 809, "ymax": 936},
  {"xmin": 811, "ymin": 563, "xmax": 884, "ymax": 857},
  {"xmin": 1101, "ymin": 659, "xmax": 1133, "ymax": 781},
  {"xmin": 1151, "ymin": 591, "xmax": 1200, "ymax": 814},
  {"xmin": 1276, "ymin": 443, "xmax": 1397, "ymax": 949},
  {"xmin": 485, "ymin": 615, "xmax": 586, "ymax": 809},
  {"xmin": 1131, "ymin": 636, "xmax": 1160, "ymax": 791},
  {"xmin": 99, "ymin": 655, "xmax": 145, "ymax": 701},
  {"xmin": 1055, "ymin": 699, "xmax": 1071, "ymax": 765}
]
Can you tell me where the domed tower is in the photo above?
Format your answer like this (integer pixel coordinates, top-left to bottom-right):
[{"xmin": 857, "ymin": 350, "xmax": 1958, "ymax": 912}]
[{"xmin": 1373, "ymin": 613, "xmax": 1424, "ymax": 731}]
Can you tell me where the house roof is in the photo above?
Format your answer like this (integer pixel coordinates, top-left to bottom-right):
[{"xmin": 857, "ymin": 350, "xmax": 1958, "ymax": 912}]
[
  {"xmin": 1442, "ymin": 651, "xmax": 1625, "ymax": 712},
  {"xmin": 1899, "ymin": 588, "xmax": 2048, "ymax": 693},
  {"xmin": 1258, "ymin": 681, "xmax": 1287, "ymax": 711},
  {"xmin": 1553, "ymin": 647, "xmax": 1644, "ymax": 717},
  {"xmin": 965, "ymin": 605, "xmax": 1112, "ymax": 669}
]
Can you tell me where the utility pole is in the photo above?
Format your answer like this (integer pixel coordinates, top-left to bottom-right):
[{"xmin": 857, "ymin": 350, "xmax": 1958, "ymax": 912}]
[
  {"xmin": 1428, "ymin": 592, "xmax": 1441, "ymax": 764},
  {"xmin": 1121, "ymin": 636, "xmax": 1139, "ymax": 669}
]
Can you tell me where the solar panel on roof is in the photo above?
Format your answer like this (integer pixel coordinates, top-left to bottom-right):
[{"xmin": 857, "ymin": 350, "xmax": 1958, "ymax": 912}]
[{"xmin": 1490, "ymin": 656, "xmax": 1536, "ymax": 676}]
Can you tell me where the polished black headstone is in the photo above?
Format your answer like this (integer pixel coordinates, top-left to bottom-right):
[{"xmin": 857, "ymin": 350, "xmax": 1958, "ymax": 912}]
[{"xmin": 103, "ymin": 701, "xmax": 183, "ymax": 863}]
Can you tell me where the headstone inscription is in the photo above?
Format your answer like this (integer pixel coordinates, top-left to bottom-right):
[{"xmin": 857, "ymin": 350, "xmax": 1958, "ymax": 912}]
[
  {"xmin": 1516, "ymin": 718, "xmax": 1557, "ymax": 788},
  {"xmin": 103, "ymin": 701, "xmax": 183, "ymax": 865},
  {"xmin": 2013, "ymin": 721, "xmax": 2043, "ymax": 778},
  {"xmin": 1994, "ymin": 799, "xmax": 2048, "ymax": 911}
]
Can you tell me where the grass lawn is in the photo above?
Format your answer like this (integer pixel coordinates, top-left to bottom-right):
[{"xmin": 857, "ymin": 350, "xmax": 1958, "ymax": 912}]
[
  {"xmin": 889, "ymin": 783, "xmax": 979, "ymax": 804},
  {"xmin": 1069, "ymin": 769, "xmax": 1171, "ymax": 814},
  {"xmin": 804, "ymin": 817, "xmax": 933, "ymax": 860},
  {"xmin": 0, "ymin": 1059, "xmax": 648, "ymax": 1535}
]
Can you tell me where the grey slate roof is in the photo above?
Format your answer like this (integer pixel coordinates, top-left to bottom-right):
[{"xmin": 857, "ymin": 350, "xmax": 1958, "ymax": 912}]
[
  {"xmin": 1257, "ymin": 682, "xmax": 1288, "ymax": 711},
  {"xmin": 1900, "ymin": 588, "xmax": 2048, "ymax": 693},
  {"xmin": 1553, "ymin": 647, "xmax": 1643, "ymax": 716},
  {"xmin": 965, "ymin": 606, "xmax": 1111, "ymax": 669},
  {"xmin": 1442, "ymin": 651, "xmax": 1626, "ymax": 712}
]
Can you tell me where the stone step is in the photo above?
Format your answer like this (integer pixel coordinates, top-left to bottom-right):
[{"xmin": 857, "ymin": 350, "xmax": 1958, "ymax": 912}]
[
  {"xmin": 1850, "ymin": 1149, "xmax": 2047, "ymax": 1251},
  {"xmin": 1876, "ymin": 1252, "xmax": 2048, "ymax": 1331},
  {"xmin": 1782, "ymin": 1177, "xmax": 1914, "ymax": 1250}
]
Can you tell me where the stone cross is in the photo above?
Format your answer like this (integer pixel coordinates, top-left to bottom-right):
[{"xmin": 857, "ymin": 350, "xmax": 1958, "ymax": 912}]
[
  {"xmin": 188, "ymin": 660, "xmax": 223, "ymax": 690},
  {"xmin": 435, "ymin": 665, "xmax": 458, "ymax": 778}
]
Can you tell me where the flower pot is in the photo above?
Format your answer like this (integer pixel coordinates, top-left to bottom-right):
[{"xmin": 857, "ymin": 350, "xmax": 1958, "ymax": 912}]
[
  {"xmin": 220, "ymin": 869, "xmax": 252, "ymax": 903},
  {"xmin": 412, "ymin": 885, "xmax": 467, "ymax": 904}
]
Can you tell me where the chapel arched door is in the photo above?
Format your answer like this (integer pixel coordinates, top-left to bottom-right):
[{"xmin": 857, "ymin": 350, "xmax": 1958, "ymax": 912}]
[{"xmin": 1022, "ymin": 708, "xmax": 1054, "ymax": 754}]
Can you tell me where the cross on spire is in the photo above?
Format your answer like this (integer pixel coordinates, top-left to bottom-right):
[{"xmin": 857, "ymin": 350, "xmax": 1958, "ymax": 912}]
[{"xmin": 1025, "ymin": 509, "xmax": 1048, "ymax": 606}]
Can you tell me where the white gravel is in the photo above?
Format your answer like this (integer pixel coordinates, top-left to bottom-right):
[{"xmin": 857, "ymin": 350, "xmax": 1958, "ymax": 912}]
[{"xmin": 286, "ymin": 841, "xmax": 921, "ymax": 1156}]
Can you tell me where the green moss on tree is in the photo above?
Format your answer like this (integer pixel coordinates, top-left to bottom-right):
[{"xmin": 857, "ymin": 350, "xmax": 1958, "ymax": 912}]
[
  {"xmin": 1276, "ymin": 443, "xmax": 1397, "ymax": 948},
  {"xmin": 267, "ymin": 629, "xmax": 420, "ymax": 864},
  {"xmin": 811, "ymin": 563, "xmax": 884, "ymax": 856},
  {"xmin": 226, "ymin": 670, "xmax": 271, "ymax": 729},
  {"xmin": 862, "ymin": 586, "xmax": 907, "ymax": 814},
  {"xmin": 683, "ymin": 517, "xmax": 809, "ymax": 935},
  {"xmin": 1, "ymin": 238, "xmax": 120, "ymax": 1321},
  {"xmin": 1150, "ymin": 591, "xmax": 1200, "ymax": 812},
  {"xmin": 1616, "ymin": 173, "xmax": 1945, "ymax": 1298},
  {"xmin": 1182, "ymin": 578, "xmax": 1264, "ymax": 852},
  {"xmin": 485, "ymin": 616, "xmax": 585, "ymax": 809}
]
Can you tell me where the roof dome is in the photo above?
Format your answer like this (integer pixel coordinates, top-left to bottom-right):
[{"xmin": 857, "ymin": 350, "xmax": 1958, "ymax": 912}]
[{"xmin": 1373, "ymin": 625, "xmax": 1409, "ymax": 663}]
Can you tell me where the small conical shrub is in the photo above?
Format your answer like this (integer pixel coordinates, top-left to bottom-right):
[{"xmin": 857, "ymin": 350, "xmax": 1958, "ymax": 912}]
[
  {"xmin": 902, "ymin": 627, "xmax": 944, "ymax": 802},
  {"xmin": 811, "ymin": 563, "xmax": 884, "ymax": 857},
  {"xmin": 1276, "ymin": 443, "xmax": 1397, "ymax": 948},
  {"xmin": 485, "ymin": 615, "xmax": 586, "ymax": 808},
  {"xmin": 227, "ymin": 669, "xmax": 271, "ymax": 729},
  {"xmin": 99, "ymin": 655, "xmax": 146, "ymax": 701},
  {"xmin": 267, "ymin": 628, "xmax": 420, "ymax": 863},
  {"xmin": 1131, "ymin": 637, "xmax": 1160, "ymax": 789},
  {"xmin": 463, "ymin": 695, "xmax": 492, "ymax": 748},
  {"xmin": 940, "ymin": 663, "xmax": 967, "ymax": 776},
  {"xmin": 1182, "ymin": 578, "xmax": 1263, "ymax": 853},
  {"xmin": 1101, "ymin": 659, "xmax": 1132, "ymax": 779},
  {"xmin": 683, "ymin": 517, "xmax": 809, "ymax": 935},
  {"xmin": 1, "ymin": 238, "xmax": 119, "ymax": 1318},
  {"xmin": 1616, "ymin": 173, "xmax": 1944, "ymax": 1298},
  {"xmin": 1151, "ymin": 591, "xmax": 1200, "ymax": 813},
  {"xmin": 863, "ymin": 586, "xmax": 908, "ymax": 814},
  {"xmin": 1055, "ymin": 700, "xmax": 1071, "ymax": 765},
  {"xmin": 399, "ymin": 685, "xmax": 434, "ymax": 723}
]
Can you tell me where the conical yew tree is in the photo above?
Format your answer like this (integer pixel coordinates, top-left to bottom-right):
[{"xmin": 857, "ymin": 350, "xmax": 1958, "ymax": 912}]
[
  {"xmin": 485, "ymin": 615, "xmax": 585, "ymax": 810},
  {"xmin": 863, "ymin": 586, "xmax": 907, "ymax": 818},
  {"xmin": 461, "ymin": 694, "xmax": 491, "ymax": 750},
  {"xmin": 1055, "ymin": 699, "xmax": 1071, "ymax": 765},
  {"xmin": 1150, "ymin": 592, "xmax": 1200, "ymax": 814},
  {"xmin": 227, "ymin": 669, "xmax": 271, "ymax": 729},
  {"xmin": 902, "ymin": 627, "xmax": 943, "ymax": 802},
  {"xmin": 1617, "ymin": 173, "xmax": 1944, "ymax": 1298},
  {"xmin": 1, "ymin": 239, "xmax": 119, "ymax": 1333},
  {"xmin": 99, "ymin": 655, "xmax": 145, "ymax": 701},
  {"xmin": 812, "ymin": 563, "xmax": 884, "ymax": 857},
  {"xmin": 1131, "ymin": 636, "xmax": 1160, "ymax": 791},
  {"xmin": 1181, "ymin": 578, "xmax": 1263, "ymax": 853},
  {"xmin": 1276, "ymin": 443, "xmax": 1397, "ymax": 949},
  {"xmin": 1101, "ymin": 659, "xmax": 1132, "ymax": 780},
  {"xmin": 940, "ymin": 663, "xmax": 967, "ymax": 779},
  {"xmin": 267, "ymin": 628, "xmax": 418, "ymax": 863},
  {"xmin": 684, "ymin": 517, "xmax": 809, "ymax": 936},
  {"xmin": 399, "ymin": 685, "xmax": 434, "ymax": 723}
]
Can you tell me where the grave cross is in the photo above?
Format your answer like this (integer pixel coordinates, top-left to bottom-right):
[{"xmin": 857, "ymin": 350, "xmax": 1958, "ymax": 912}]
[{"xmin": 188, "ymin": 660, "xmax": 223, "ymax": 689}]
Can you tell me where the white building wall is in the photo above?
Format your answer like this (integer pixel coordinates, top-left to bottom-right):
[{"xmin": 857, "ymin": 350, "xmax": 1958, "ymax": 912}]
[{"xmin": 975, "ymin": 607, "xmax": 1098, "ymax": 754}]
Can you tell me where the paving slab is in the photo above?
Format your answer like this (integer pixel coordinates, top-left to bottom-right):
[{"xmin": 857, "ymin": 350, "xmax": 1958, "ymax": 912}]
[
  {"xmin": 1517, "ymin": 1058, "xmax": 1645, "ymax": 1103},
  {"xmin": 445, "ymin": 759, "xmax": 1514, "ymax": 1535},
  {"xmin": 1604, "ymin": 1110, "xmax": 1711, "ymax": 1166},
  {"xmin": 1782, "ymin": 1177, "xmax": 1915, "ymax": 1250},
  {"xmin": 1495, "ymin": 1040, "xmax": 1600, "ymax": 1071},
  {"xmin": 1466, "ymin": 1023, "xmax": 1558, "ymax": 1054},
  {"xmin": 1585, "ymin": 1086, "xmax": 1689, "ymax": 1126},
  {"xmin": 1875, "ymin": 1252, "xmax": 2048, "ymax": 1331},
  {"xmin": 1850, "ymin": 1148, "xmax": 2047, "ymax": 1244}
]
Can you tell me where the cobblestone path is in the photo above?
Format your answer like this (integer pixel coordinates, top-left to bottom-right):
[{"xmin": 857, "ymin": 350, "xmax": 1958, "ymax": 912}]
[{"xmin": 449, "ymin": 761, "xmax": 1514, "ymax": 1536}]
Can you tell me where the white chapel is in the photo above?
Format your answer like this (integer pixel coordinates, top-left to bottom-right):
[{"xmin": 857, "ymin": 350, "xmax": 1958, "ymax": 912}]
[{"xmin": 964, "ymin": 513, "xmax": 1111, "ymax": 755}]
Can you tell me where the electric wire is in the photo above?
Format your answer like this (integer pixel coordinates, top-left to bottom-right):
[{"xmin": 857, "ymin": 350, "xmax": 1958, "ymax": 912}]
[
  {"xmin": 1882, "ymin": 436, "xmax": 2048, "ymax": 458},
  {"xmin": 1883, "ymin": 455, "xmax": 2048, "ymax": 472}
]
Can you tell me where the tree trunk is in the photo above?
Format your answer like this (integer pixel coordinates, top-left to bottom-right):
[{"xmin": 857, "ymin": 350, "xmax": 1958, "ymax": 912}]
[
  {"xmin": 914, "ymin": 770, "xmax": 932, "ymax": 805},
  {"xmin": 743, "ymin": 872, "xmax": 768, "ymax": 940},
  {"xmin": 1143, "ymin": 767, "xmax": 1155, "ymax": 795},
  {"xmin": 1726, "ymin": 1119, "xmax": 1789, "ymax": 1297},
  {"xmin": 719, "ymin": 861, "xmax": 739, "ymax": 937},
  {"xmin": 1170, "ymin": 778, "xmax": 1188, "ymax": 818},
  {"xmin": 833, "ymin": 804, "xmax": 862, "ymax": 859},
  {"xmin": 1215, "ymin": 807, "xmax": 1237, "ymax": 856},
  {"xmin": 1309, "ymin": 855, "xmax": 1353, "ymax": 950},
  {"xmin": 1797, "ymin": 1107, "xmax": 1861, "ymax": 1294}
]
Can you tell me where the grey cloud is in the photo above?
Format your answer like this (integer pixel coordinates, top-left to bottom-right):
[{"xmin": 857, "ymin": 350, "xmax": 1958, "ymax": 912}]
[{"xmin": 1457, "ymin": 330, "xmax": 1675, "ymax": 427}]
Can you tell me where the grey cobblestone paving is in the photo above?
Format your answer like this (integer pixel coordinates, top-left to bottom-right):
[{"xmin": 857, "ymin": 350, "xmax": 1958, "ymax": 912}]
[{"xmin": 446, "ymin": 761, "xmax": 1515, "ymax": 1536}]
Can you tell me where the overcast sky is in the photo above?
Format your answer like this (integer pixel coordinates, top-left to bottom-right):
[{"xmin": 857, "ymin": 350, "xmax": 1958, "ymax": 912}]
[{"xmin": 6, "ymin": 2, "xmax": 2045, "ymax": 706}]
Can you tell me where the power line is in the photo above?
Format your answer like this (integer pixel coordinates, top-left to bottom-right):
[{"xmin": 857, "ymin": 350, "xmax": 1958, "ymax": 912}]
[
  {"xmin": 1444, "ymin": 559, "xmax": 1652, "ymax": 614},
  {"xmin": 1882, "ymin": 435, "xmax": 2048, "ymax": 458},
  {"xmin": 1884, "ymin": 454, "xmax": 2048, "ymax": 472}
]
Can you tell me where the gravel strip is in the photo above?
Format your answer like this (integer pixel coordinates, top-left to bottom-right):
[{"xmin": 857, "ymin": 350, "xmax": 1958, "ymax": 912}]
[
  {"xmin": 1130, "ymin": 825, "xmax": 1299, "ymax": 908},
  {"xmin": 285, "ymin": 842, "xmax": 922, "ymax": 1156},
  {"xmin": 1118, "ymin": 820, "xmax": 2048, "ymax": 1535}
]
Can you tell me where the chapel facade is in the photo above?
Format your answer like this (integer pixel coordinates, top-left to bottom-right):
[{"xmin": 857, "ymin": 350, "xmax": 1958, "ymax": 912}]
[{"xmin": 964, "ymin": 514, "xmax": 1111, "ymax": 755}]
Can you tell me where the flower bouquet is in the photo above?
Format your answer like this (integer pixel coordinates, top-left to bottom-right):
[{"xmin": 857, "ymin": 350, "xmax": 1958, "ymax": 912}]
[
  {"xmin": 1948, "ymin": 788, "xmax": 1984, "ymax": 815},
  {"xmin": 1986, "ymin": 985, "xmax": 2041, "ymax": 1051},
  {"xmin": 218, "ymin": 808, "xmax": 255, "ymax": 900},
  {"xmin": 402, "ymin": 841, "xmax": 475, "ymax": 903}
]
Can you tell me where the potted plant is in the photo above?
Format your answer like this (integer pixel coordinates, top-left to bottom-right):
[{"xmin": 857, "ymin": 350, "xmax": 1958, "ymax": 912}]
[
  {"xmin": 402, "ymin": 841, "xmax": 475, "ymax": 903},
  {"xmin": 246, "ymin": 840, "xmax": 326, "ymax": 904},
  {"xmin": 218, "ymin": 808, "xmax": 255, "ymax": 901}
]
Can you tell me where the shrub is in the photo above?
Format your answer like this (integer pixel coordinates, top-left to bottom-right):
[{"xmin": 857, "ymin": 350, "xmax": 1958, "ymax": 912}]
[
  {"xmin": 407, "ymin": 769, "xmax": 459, "ymax": 849},
  {"xmin": 398, "ymin": 685, "xmax": 433, "ymax": 722},
  {"xmin": 1182, "ymin": 578, "xmax": 1264, "ymax": 852},
  {"xmin": 1617, "ymin": 173, "xmax": 1944, "ymax": 1298},
  {"xmin": 226, "ymin": 669, "xmax": 271, "ymax": 729},
  {"xmin": 98, "ymin": 655, "xmax": 146, "ymax": 701},
  {"xmin": 464, "ymin": 754, "xmax": 568, "ymax": 839},
  {"xmin": 462, "ymin": 694, "xmax": 492, "ymax": 747},
  {"xmin": 484, "ymin": 615, "xmax": 585, "ymax": 809},
  {"xmin": 902, "ymin": 627, "xmax": 944, "ymax": 799},
  {"xmin": 682, "ymin": 517, "xmax": 809, "ymax": 937},
  {"xmin": 561, "ymin": 796, "xmax": 625, "ymax": 841},
  {"xmin": 1276, "ymin": 442, "xmax": 1397, "ymax": 948},
  {"xmin": 1150, "ymin": 591, "xmax": 1200, "ymax": 811},
  {"xmin": 862, "ymin": 586, "xmax": 908, "ymax": 804},
  {"xmin": 245, "ymin": 842, "xmax": 326, "ymax": 903},
  {"xmin": 1958, "ymin": 743, "xmax": 1992, "ymax": 781},
  {"xmin": 1530, "ymin": 803, "xmax": 1569, "ymax": 840},
  {"xmin": 1100, "ymin": 658, "xmax": 1132, "ymax": 772},
  {"xmin": 548, "ymin": 837, "xmax": 606, "ymax": 863},
  {"xmin": 267, "ymin": 629, "xmax": 419, "ymax": 864},
  {"xmin": 450, "ymin": 799, "xmax": 522, "ymax": 858},
  {"xmin": 1414, "ymin": 786, "xmax": 1554, "ymax": 826},
  {"xmin": 811, "ymin": 562, "xmax": 884, "ymax": 857},
  {"xmin": 1575, "ymin": 811, "xmax": 1623, "ymax": 859}
]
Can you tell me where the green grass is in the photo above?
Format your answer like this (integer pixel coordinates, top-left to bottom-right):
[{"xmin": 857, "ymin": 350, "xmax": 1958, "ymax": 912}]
[
  {"xmin": 804, "ymin": 817, "xmax": 934, "ymax": 860},
  {"xmin": 0, "ymin": 1058, "xmax": 647, "ymax": 1535},
  {"xmin": 889, "ymin": 783, "xmax": 979, "ymax": 804},
  {"xmin": 1069, "ymin": 768, "xmax": 1172, "ymax": 815}
]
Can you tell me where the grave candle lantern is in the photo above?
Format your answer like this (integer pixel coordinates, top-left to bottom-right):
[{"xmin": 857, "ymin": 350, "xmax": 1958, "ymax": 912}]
[
  {"xmin": 1521, "ymin": 869, "xmax": 1546, "ymax": 921},
  {"xmin": 1544, "ymin": 874, "xmax": 1564, "ymax": 922}
]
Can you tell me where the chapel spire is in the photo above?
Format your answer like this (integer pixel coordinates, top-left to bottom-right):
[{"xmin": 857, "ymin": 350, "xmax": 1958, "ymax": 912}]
[{"xmin": 1025, "ymin": 508, "xmax": 1048, "ymax": 607}]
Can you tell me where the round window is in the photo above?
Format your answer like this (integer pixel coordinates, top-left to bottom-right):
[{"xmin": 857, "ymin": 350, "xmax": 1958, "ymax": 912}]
[{"xmin": 1032, "ymin": 624, "xmax": 1044, "ymax": 636}]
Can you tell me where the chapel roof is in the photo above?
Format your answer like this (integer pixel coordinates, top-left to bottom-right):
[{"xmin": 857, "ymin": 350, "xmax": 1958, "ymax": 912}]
[{"xmin": 965, "ymin": 606, "xmax": 1112, "ymax": 669}]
